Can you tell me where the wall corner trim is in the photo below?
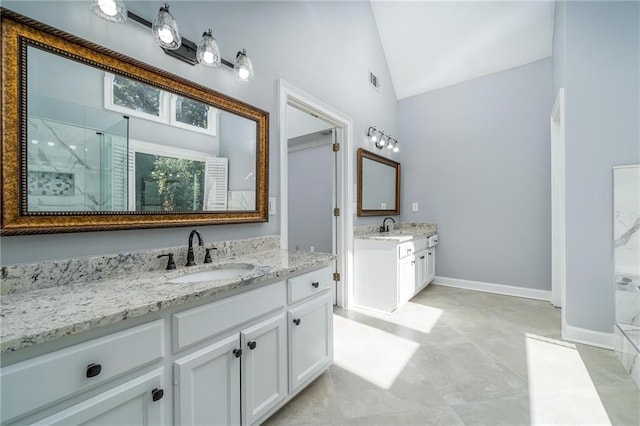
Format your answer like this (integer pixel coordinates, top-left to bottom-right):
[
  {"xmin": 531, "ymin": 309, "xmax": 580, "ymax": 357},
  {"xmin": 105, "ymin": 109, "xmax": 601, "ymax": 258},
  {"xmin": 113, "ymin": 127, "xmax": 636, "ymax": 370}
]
[
  {"xmin": 563, "ymin": 324, "xmax": 615, "ymax": 350},
  {"xmin": 432, "ymin": 276, "xmax": 552, "ymax": 301}
]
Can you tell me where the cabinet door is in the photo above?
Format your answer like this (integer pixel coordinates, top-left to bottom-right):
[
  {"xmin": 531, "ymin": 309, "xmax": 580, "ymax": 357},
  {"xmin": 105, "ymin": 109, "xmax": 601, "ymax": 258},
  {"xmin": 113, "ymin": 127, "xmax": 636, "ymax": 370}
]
[
  {"xmin": 426, "ymin": 248, "xmax": 436, "ymax": 285},
  {"xmin": 241, "ymin": 313, "xmax": 287, "ymax": 425},
  {"xmin": 32, "ymin": 369, "xmax": 164, "ymax": 426},
  {"xmin": 415, "ymin": 250, "xmax": 428, "ymax": 292},
  {"xmin": 288, "ymin": 293, "xmax": 333, "ymax": 392},
  {"xmin": 174, "ymin": 334, "xmax": 240, "ymax": 426},
  {"xmin": 398, "ymin": 255, "xmax": 415, "ymax": 305}
]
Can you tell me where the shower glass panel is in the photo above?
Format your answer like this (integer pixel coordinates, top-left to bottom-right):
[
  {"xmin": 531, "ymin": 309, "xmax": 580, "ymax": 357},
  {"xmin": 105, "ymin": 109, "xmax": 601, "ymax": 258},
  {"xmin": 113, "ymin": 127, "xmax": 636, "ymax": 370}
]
[
  {"xmin": 26, "ymin": 114, "xmax": 129, "ymax": 212},
  {"xmin": 614, "ymin": 165, "xmax": 640, "ymax": 352}
]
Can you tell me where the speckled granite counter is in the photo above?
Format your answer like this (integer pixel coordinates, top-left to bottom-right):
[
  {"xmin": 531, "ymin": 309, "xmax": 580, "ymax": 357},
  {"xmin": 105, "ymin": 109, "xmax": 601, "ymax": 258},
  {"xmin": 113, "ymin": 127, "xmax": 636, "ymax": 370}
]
[
  {"xmin": 354, "ymin": 222, "xmax": 437, "ymax": 242},
  {"xmin": 0, "ymin": 244, "xmax": 333, "ymax": 354}
]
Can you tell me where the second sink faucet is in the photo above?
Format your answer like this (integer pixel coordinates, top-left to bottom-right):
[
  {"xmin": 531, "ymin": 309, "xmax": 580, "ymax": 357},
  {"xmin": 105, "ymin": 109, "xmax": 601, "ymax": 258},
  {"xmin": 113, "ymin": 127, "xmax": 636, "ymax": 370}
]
[
  {"xmin": 186, "ymin": 229, "xmax": 204, "ymax": 266},
  {"xmin": 380, "ymin": 217, "xmax": 396, "ymax": 233}
]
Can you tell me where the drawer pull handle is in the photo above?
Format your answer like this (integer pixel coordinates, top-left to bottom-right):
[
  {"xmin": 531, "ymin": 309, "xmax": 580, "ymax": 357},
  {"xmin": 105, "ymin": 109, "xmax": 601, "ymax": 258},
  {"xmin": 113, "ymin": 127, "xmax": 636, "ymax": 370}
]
[
  {"xmin": 233, "ymin": 349, "xmax": 243, "ymax": 358},
  {"xmin": 293, "ymin": 318, "xmax": 301, "ymax": 326},
  {"xmin": 151, "ymin": 388, "xmax": 164, "ymax": 402},
  {"xmin": 419, "ymin": 256, "xmax": 425, "ymax": 259},
  {"xmin": 248, "ymin": 341, "xmax": 257, "ymax": 350},
  {"xmin": 86, "ymin": 363, "xmax": 102, "ymax": 378},
  {"xmin": 312, "ymin": 282, "xmax": 319, "ymax": 288}
]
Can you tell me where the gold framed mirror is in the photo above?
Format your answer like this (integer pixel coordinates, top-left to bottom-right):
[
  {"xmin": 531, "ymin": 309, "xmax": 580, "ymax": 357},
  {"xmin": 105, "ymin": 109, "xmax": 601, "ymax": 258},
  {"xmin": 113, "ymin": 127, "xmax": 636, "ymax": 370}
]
[
  {"xmin": 1, "ymin": 10, "xmax": 269, "ymax": 235},
  {"xmin": 357, "ymin": 148, "xmax": 400, "ymax": 216}
]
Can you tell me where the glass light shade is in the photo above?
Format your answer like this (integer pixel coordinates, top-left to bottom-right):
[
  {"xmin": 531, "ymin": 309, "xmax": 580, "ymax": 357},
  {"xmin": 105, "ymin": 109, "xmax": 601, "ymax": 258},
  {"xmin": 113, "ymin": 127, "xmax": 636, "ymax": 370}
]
[
  {"xmin": 234, "ymin": 49, "xmax": 254, "ymax": 83},
  {"xmin": 393, "ymin": 142, "xmax": 399, "ymax": 153},
  {"xmin": 152, "ymin": 4, "xmax": 181, "ymax": 50},
  {"xmin": 90, "ymin": 0, "xmax": 127, "ymax": 23},
  {"xmin": 197, "ymin": 30, "xmax": 221, "ymax": 67},
  {"xmin": 387, "ymin": 138, "xmax": 393, "ymax": 149},
  {"xmin": 376, "ymin": 135, "xmax": 387, "ymax": 149}
]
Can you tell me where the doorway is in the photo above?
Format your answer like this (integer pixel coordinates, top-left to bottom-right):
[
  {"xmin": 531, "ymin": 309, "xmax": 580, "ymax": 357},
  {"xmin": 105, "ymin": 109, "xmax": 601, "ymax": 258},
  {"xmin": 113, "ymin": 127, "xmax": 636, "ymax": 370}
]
[{"xmin": 278, "ymin": 80, "xmax": 354, "ymax": 307}]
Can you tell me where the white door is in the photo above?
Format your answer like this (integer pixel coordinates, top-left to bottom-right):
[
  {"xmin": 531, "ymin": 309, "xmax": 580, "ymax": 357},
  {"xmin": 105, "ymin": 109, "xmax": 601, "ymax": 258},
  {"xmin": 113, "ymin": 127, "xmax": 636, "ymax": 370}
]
[
  {"xmin": 33, "ymin": 369, "xmax": 164, "ymax": 426},
  {"xmin": 288, "ymin": 294, "xmax": 333, "ymax": 392},
  {"xmin": 426, "ymin": 248, "xmax": 436, "ymax": 284},
  {"xmin": 241, "ymin": 313, "xmax": 287, "ymax": 425},
  {"xmin": 173, "ymin": 334, "xmax": 240, "ymax": 426},
  {"xmin": 415, "ymin": 250, "xmax": 427, "ymax": 292},
  {"xmin": 398, "ymin": 255, "xmax": 415, "ymax": 305}
]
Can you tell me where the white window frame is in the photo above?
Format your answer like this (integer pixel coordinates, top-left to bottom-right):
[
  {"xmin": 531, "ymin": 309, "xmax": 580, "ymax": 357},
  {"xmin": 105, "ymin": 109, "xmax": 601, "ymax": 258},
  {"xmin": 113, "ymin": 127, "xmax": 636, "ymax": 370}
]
[
  {"xmin": 104, "ymin": 73, "xmax": 170, "ymax": 124},
  {"xmin": 170, "ymin": 94, "xmax": 218, "ymax": 136},
  {"xmin": 127, "ymin": 139, "xmax": 215, "ymax": 210},
  {"xmin": 104, "ymin": 73, "xmax": 217, "ymax": 136}
]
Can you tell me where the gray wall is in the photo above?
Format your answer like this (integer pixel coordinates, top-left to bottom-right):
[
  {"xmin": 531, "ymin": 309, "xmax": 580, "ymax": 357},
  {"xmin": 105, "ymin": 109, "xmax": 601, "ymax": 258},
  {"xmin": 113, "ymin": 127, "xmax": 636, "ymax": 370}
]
[
  {"xmin": 288, "ymin": 143, "xmax": 333, "ymax": 253},
  {"xmin": 398, "ymin": 58, "xmax": 553, "ymax": 290},
  {"xmin": 561, "ymin": 1, "xmax": 640, "ymax": 333},
  {"xmin": 1, "ymin": 1, "xmax": 398, "ymax": 265}
]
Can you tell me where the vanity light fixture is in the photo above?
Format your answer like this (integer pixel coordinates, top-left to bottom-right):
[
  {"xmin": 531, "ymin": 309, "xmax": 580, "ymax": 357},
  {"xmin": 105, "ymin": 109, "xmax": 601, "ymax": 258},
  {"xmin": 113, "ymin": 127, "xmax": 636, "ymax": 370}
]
[
  {"xmin": 234, "ymin": 49, "xmax": 254, "ymax": 83},
  {"xmin": 367, "ymin": 126, "xmax": 400, "ymax": 153},
  {"xmin": 152, "ymin": 3, "xmax": 181, "ymax": 50},
  {"xmin": 90, "ymin": 1, "xmax": 254, "ymax": 81},
  {"xmin": 197, "ymin": 29, "xmax": 221, "ymax": 67},
  {"xmin": 90, "ymin": 0, "xmax": 128, "ymax": 23}
]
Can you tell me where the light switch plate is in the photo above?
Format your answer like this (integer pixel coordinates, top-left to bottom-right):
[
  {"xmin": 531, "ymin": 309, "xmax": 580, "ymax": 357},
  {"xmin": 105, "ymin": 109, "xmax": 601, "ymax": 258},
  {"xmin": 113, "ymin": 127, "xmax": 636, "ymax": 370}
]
[
  {"xmin": 412, "ymin": 202, "xmax": 419, "ymax": 212},
  {"xmin": 269, "ymin": 197, "xmax": 276, "ymax": 215}
]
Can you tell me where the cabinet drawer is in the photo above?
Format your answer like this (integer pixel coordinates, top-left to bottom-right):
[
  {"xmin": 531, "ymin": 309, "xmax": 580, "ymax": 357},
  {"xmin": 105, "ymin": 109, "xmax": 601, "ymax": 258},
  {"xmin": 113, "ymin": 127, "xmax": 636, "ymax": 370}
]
[
  {"xmin": 172, "ymin": 281, "xmax": 285, "ymax": 352},
  {"xmin": 0, "ymin": 320, "xmax": 164, "ymax": 424},
  {"xmin": 287, "ymin": 267, "xmax": 332, "ymax": 304}
]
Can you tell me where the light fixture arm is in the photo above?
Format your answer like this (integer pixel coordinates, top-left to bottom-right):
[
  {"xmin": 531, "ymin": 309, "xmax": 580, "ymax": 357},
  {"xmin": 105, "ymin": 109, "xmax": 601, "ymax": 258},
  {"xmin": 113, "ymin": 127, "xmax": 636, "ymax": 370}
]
[{"xmin": 126, "ymin": 10, "xmax": 235, "ymax": 69}]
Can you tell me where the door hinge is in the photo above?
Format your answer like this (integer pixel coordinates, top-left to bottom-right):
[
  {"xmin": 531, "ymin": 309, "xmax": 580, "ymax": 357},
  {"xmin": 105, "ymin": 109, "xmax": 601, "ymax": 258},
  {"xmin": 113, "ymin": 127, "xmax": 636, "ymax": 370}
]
[
  {"xmin": 333, "ymin": 272, "xmax": 341, "ymax": 282},
  {"xmin": 332, "ymin": 143, "xmax": 340, "ymax": 152},
  {"xmin": 333, "ymin": 208, "xmax": 340, "ymax": 216}
]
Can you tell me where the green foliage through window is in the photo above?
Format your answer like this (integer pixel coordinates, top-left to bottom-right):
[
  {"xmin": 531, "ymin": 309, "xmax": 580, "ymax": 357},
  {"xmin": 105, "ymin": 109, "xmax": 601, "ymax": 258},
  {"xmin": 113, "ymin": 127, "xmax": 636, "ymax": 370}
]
[
  {"xmin": 113, "ymin": 76, "xmax": 160, "ymax": 116},
  {"xmin": 135, "ymin": 152, "xmax": 204, "ymax": 212},
  {"xmin": 175, "ymin": 96, "xmax": 208, "ymax": 129}
]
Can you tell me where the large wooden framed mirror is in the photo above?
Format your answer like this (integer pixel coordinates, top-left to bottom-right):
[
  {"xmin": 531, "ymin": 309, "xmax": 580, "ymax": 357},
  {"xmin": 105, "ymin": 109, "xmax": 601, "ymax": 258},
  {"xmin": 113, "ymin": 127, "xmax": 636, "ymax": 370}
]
[
  {"xmin": 357, "ymin": 148, "xmax": 400, "ymax": 216},
  {"xmin": 1, "ymin": 10, "xmax": 269, "ymax": 235}
]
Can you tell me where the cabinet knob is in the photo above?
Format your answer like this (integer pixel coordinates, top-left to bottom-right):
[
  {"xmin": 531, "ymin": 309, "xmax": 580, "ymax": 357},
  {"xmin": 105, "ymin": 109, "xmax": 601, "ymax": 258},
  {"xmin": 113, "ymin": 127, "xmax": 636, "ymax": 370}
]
[
  {"xmin": 248, "ymin": 341, "xmax": 257, "ymax": 350},
  {"xmin": 311, "ymin": 282, "xmax": 319, "ymax": 288},
  {"xmin": 233, "ymin": 348, "xmax": 243, "ymax": 358},
  {"xmin": 86, "ymin": 363, "xmax": 102, "ymax": 378},
  {"xmin": 293, "ymin": 318, "xmax": 301, "ymax": 326},
  {"xmin": 420, "ymin": 256, "xmax": 425, "ymax": 259},
  {"xmin": 428, "ymin": 252, "xmax": 432, "ymax": 256},
  {"xmin": 151, "ymin": 388, "xmax": 164, "ymax": 402}
]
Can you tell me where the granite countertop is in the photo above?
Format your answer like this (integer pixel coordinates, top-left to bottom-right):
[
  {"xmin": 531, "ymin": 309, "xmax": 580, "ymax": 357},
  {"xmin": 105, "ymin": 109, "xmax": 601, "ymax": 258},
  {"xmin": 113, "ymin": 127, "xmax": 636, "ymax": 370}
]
[
  {"xmin": 355, "ymin": 223, "xmax": 437, "ymax": 243},
  {"xmin": 0, "ymin": 249, "xmax": 333, "ymax": 354}
]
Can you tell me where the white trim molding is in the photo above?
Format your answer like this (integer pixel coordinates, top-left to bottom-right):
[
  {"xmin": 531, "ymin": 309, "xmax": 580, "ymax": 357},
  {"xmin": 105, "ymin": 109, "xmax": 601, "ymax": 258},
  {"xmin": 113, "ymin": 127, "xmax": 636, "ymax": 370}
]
[
  {"xmin": 563, "ymin": 324, "xmax": 615, "ymax": 350},
  {"xmin": 433, "ymin": 276, "xmax": 551, "ymax": 301}
]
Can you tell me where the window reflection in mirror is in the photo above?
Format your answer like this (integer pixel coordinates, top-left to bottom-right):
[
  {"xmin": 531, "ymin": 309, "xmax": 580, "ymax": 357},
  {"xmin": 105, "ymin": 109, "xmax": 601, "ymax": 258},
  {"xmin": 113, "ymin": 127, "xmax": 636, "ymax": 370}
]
[{"xmin": 26, "ymin": 45, "xmax": 256, "ymax": 213}]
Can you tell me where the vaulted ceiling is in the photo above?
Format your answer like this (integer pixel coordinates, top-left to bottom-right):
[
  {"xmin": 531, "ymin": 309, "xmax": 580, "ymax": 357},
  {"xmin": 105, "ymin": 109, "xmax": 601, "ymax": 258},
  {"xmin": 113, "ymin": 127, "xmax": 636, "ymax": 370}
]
[{"xmin": 370, "ymin": 1, "xmax": 556, "ymax": 99}]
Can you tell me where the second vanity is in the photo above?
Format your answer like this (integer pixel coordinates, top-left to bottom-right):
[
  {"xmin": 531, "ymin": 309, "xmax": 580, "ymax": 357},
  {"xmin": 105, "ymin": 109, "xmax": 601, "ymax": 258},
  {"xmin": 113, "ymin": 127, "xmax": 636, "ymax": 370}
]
[
  {"xmin": 353, "ymin": 223, "xmax": 438, "ymax": 313},
  {"xmin": 0, "ymin": 236, "xmax": 334, "ymax": 425}
]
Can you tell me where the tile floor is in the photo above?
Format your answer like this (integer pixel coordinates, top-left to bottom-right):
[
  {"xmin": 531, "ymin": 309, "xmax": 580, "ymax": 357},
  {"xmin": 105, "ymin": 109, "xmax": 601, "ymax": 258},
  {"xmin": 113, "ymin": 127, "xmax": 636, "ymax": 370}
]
[{"xmin": 265, "ymin": 285, "xmax": 640, "ymax": 425}]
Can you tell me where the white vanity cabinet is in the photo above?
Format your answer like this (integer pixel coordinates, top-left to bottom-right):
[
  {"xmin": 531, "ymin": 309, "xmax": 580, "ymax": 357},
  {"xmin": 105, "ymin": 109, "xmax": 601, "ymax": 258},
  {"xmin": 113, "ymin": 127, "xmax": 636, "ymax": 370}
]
[
  {"xmin": 1, "ymin": 265, "xmax": 334, "ymax": 426},
  {"xmin": 172, "ymin": 281, "xmax": 287, "ymax": 426},
  {"xmin": 354, "ymin": 236, "xmax": 433, "ymax": 313},
  {"xmin": 0, "ymin": 320, "xmax": 166, "ymax": 425}
]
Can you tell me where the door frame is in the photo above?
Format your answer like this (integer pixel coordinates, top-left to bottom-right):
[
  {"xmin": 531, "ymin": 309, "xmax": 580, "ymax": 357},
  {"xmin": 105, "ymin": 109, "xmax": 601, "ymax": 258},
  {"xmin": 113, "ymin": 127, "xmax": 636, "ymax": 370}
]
[
  {"xmin": 551, "ymin": 88, "xmax": 567, "ymax": 330},
  {"xmin": 278, "ymin": 79, "xmax": 353, "ymax": 308}
]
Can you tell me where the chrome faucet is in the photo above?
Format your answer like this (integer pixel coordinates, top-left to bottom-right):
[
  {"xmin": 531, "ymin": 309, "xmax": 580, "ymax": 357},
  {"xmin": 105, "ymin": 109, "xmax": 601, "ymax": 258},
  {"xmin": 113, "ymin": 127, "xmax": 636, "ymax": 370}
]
[
  {"xmin": 186, "ymin": 229, "xmax": 204, "ymax": 266},
  {"xmin": 380, "ymin": 217, "xmax": 396, "ymax": 233}
]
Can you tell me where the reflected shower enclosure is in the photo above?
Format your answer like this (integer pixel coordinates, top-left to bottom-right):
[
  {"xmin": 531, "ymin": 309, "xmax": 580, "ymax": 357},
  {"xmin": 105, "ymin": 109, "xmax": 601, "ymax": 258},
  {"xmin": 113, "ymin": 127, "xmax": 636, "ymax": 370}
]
[
  {"xmin": 613, "ymin": 164, "xmax": 640, "ymax": 388},
  {"xmin": 27, "ymin": 116, "xmax": 128, "ymax": 212}
]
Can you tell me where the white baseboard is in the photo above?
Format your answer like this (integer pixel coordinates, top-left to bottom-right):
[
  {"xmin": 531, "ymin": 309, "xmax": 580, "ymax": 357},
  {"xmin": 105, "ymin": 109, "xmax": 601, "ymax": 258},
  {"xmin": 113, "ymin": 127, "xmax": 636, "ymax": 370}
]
[
  {"xmin": 563, "ymin": 324, "xmax": 615, "ymax": 350},
  {"xmin": 433, "ymin": 276, "xmax": 551, "ymax": 301}
]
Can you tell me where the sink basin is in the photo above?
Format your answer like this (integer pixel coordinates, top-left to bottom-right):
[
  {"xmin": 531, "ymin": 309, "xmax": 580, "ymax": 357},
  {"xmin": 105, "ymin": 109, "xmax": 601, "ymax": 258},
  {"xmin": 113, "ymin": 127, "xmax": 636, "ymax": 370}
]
[{"xmin": 168, "ymin": 264, "xmax": 254, "ymax": 284}]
